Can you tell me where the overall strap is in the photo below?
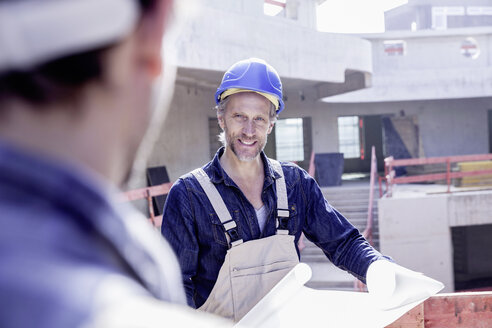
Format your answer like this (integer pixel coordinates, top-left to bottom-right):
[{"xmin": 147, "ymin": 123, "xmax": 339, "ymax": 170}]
[
  {"xmin": 191, "ymin": 168, "xmax": 243, "ymax": 247},
  {"xmin": 269, "ymin": 159, "xmax": 290, "ymax": 235}
]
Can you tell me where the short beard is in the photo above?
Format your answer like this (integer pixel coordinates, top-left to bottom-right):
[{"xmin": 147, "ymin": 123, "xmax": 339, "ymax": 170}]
[{"xmin": 221, "ymin": 127, "xmax": 268, "ymax": 162}]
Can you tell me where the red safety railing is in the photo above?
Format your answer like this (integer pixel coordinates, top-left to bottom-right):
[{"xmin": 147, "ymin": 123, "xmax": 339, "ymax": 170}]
[
  {"xmin": 380, "ymin": 153, "xmax": 492, "ymax": 197},
  {"xmin": 264, "ymin": 0, "xmax": 286, "ymax": 8},
  {"xmin": 121, "ymin": 182, "xmax": 173, "ymax": 228}
]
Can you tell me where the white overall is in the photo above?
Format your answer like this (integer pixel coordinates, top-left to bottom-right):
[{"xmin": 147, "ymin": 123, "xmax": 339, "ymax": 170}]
[{"xmin": 191, "ymin": 160, "xmax": 299, "ymax": 322}]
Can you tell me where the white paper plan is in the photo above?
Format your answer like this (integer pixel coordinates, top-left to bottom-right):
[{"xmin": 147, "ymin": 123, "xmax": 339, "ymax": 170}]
[{"xmin": 236, "ymin": 263, "xmax": 444, "ymax": 328}]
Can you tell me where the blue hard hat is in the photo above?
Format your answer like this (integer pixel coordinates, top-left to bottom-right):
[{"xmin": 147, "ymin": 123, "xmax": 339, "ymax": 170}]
[{"xmin": 215, "ymin": 58, "xmax": 285, "ymax": 113}]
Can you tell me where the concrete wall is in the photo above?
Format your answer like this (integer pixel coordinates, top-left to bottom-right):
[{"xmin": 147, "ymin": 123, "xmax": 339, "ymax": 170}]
[
  {"xmin": 385, "ymin": 6, "xmax": 422, "ymax": 31},
  {"xmin": 148, "ymin": 82, "xmax": 343, "ymax": 180},
  {"xmin": 417, "ymin": 98, "xmax": 491, "ymax": 157},
  {"xmin": 379, "ymin": 193, "xmax": 453, "ymax": 292},
  {"xmin": 141, "ymin": 0, "xmax": 374, "ymax": 182},
  {"xmin": 205, "ymin": 0, "xmax": 318, "ymax": 29},
  {"xmin": 378, "ymin": 189, "xmax": 492, "ymax": 293},
  {"xmin": 148, "ymin": 83, "xmax": 375, "ymax": 180},
  {"xmin": 319, "ymin": 27, "xmax": 492, "ymax": 158},
  {"xmin": 325, "ymin": 28, "xmax": 492, "ymax": 103},
  {"xmin": 410, "ymin": 0, "xmax": 492, "ymax": 5},
  {"xmin": 152, "ymin": 85, "xmax": 491, "ymax": 181},
  {"xmin": 448, "ymin": 191, "xmax": 492, "ymax": 227},
  {"xmin": 149, "ymin": 84, "xmax": 215, "ymax": 181},
  {"xmin": 308, "ymin": 98, "xmax": 490, "ymax": 159},
  {"xmin": 385, "ymin": 1, "xmax": 492, "ymax": 31},
  {"xmin": 141, "ymin": 1, "xmax": 492, "ymax": 183},
  {"xmin": 175, "ymin": 1, "xmax": 372, "ymax": 85}
]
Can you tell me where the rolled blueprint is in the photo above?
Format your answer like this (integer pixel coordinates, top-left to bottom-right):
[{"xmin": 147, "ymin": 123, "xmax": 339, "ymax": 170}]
[{"xmin": 236, "ymin": 262, "xmax": 444, "ymax": 328}]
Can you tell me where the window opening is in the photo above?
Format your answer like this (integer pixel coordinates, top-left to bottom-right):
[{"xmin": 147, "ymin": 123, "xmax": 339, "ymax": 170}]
[
  {"xmin": 338, "ymin": 116, "xmax": 361, "ymax": 159},
  {"xmin": 275, "ymin": 118, "xmax": 304, "ymax": 162}
]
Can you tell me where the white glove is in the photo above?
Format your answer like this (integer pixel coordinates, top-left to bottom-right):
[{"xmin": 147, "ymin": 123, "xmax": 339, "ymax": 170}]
[{"xmin": 366, "ymin": 260, "xmax": 444, "ymax": 310}]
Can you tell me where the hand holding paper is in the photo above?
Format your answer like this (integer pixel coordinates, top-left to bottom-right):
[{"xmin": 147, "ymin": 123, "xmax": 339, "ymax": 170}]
[{"xmin": 367, "ymin": 260, "xmax": 444, "ymax": 310}]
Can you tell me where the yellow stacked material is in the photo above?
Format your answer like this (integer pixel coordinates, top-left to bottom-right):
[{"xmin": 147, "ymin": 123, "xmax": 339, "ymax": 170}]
[{"xmin": 457, "ymin": 161, "xmax": 492, "ymax": 187}]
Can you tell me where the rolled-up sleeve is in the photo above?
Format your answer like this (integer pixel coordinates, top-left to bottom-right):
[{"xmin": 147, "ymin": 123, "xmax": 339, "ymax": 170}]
[{"xmin": 161, "ymin": 179, "xmax": 199, "ymax": 307}]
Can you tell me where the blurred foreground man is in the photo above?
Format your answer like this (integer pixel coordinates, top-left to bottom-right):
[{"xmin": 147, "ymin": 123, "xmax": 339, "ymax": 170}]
[
  {"xmin": 161, "ymin": 58, "xmax": 392, "ymax": 322},
  {"xmin": 0, "ymin": 0, "xmax": 228, "ymax": 327}
]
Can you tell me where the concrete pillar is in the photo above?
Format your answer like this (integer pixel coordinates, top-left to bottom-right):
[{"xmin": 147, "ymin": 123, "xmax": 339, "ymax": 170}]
[
  {"xmin": 285, "ymin": 0, "xmax": 300, "ymax": 20},
  {"xmin": 286, "ymin": 0, "xmax": 317, "ymax": 29},
  {"xmin": 378, "ymin": 194, "xmax": 454, "ymax": 292}
]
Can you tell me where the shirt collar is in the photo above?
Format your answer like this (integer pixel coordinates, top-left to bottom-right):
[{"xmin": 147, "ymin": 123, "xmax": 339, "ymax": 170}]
[{"xmin": 205, "ymin": 147, "xmax": 281, "ymax": 187}]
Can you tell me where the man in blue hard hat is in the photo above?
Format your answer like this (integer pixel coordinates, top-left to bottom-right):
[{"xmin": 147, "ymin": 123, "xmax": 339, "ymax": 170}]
[
  {"xmin": 161, "ymin": 58, "xmax": 393, "ymax": 321},
  {"xmin": 0, "ymin": 0, "xmax": 229, "ymax": 327}
]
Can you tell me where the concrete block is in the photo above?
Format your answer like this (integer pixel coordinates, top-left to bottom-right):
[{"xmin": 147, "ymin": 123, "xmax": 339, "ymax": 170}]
[
  {"xmin": 381, "ymin": 237, "xmax": 454, "ymax": 293},
  {"xmin": 379, "ymin": 194, "xmax": 454, "ymax": 292},
  {"xmin": 378, "ymin": 195, "xmax": 449, "ymax": 241},
  {"xmin": 448, "ymin": 191, "xmax": 492, "ymax": 227}
]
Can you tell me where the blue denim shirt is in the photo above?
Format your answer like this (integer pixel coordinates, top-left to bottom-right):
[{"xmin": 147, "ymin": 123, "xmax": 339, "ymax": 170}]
[
  {"xmin": 161, "ymin": 147, "xmax": 386, "ymax": 308},
  {"xmin": 0, "ymin": 141, "xmax": 185, "ymax": 328}
]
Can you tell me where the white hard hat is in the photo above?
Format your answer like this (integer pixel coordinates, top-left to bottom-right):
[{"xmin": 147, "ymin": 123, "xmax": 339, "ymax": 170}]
[{"xmin": 0, "ymin": 0, "xmax": 139, "ymax": 72}]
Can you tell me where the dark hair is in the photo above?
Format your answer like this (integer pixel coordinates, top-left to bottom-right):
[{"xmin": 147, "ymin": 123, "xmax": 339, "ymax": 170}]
[{"xmin": 0, "ymin": 0, "xmax": 157, "ymax": 106}]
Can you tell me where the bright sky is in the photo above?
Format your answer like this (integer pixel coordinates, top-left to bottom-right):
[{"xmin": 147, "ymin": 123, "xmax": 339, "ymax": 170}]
[{"xmin": 316, "ymin": 0, "xmax": 408, "ymax": 33}]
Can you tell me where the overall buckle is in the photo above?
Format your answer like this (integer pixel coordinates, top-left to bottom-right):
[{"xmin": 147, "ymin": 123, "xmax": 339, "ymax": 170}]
[
  {"xmin": 276, "ymin": 208, "xmax": 290, "ymax": 231},
  {"xmin": 223, "ymin": 219, "xmax": 243, "ymax": 247},
  {"xmin": 226, "ymin": 227, "xmax": 240, "ymax": 242}
]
